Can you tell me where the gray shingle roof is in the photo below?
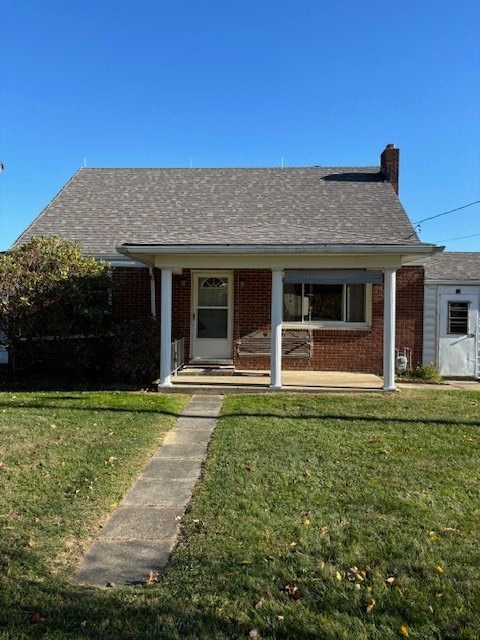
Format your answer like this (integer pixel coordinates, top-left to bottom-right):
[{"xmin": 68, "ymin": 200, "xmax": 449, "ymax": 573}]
[
  {"xmin": 15, "ymin": 166, "xmax": 423, "ymax": 256},
  {"xmin": 424, "ymin": 252, "xmax": 480, "ymax": 281}
]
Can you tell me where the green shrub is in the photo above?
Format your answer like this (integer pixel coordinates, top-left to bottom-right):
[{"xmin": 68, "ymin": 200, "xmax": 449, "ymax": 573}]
[
  {"xmin": 111, "ymin": 317, "xmax": 160, "ymax": 384},
  {"xmin": 404, "ymin": 362, "xmax": 443, "ymax": 383}
]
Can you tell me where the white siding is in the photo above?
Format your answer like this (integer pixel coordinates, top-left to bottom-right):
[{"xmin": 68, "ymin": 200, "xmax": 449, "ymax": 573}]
[
  {"xmin": 477, "ymin": 311, "xmax": 480, "ymax": 378},
  {"xmin": 423, "ymin": 285, "xmax": 438, "ymax": 365}
]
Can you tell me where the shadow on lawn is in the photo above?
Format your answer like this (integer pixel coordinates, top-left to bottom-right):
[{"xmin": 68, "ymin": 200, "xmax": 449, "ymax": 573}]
[
  {"xmin": 219, "ymin": 411, "xmax": 480, "ymax": 428},
  {"xmin": 2, "ymin": 547, "xmax": 472, "ymax": 640},
  {"xmin": 1, "ymin": 574, "xmax": 333, "ymax": 640},
  {"xmin": 1, "ymin": 394, "xmax": 479, "ymax": 427},
  {"xmin": 0, "ymin": 396, "xmax": 184, "ymax": 417}
]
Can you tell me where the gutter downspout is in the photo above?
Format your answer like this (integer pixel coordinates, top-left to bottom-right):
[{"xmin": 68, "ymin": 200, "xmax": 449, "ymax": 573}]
[{"xmin": 149, "ymin": 267, "xmax": 156, "ymax": 317}]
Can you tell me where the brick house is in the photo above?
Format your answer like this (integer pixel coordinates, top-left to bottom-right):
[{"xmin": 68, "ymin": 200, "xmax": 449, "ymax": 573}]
[{"xmin": 14, "ymin": 144, "xmax": 441, "ymax": 389}]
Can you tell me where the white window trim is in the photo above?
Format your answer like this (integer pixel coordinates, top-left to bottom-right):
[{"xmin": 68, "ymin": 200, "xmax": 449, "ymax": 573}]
[{"xmin": 282, "ymin": 284, "xmax": 372, "ymax": 329}]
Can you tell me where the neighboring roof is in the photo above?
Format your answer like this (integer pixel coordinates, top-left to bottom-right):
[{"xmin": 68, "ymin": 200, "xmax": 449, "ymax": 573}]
[
  {"xmin": 15, "ymin": 166, "xmax": 425, "ymax": 256},
  {"xmin": 424, "ymin": 252, "xmax": 480, "ymax": 282}
]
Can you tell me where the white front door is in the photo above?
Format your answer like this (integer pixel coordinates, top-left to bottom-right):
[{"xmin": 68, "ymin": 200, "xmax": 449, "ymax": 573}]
[
  {"xmin": 190, "ymin": 272, "xmax": 233, "ymax": 361},
  {"xmin": 439, "ymin": 293, "xmax": 478, "ymax": 377}
]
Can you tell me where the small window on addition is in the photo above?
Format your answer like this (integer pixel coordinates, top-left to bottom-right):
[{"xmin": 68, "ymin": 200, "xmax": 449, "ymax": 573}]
[{"xmin": 448, "ymin": 301, "xmax": 469, "ymax": 334}]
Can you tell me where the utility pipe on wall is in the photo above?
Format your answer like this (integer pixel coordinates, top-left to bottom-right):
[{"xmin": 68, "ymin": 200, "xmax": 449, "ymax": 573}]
[{"xmin": 149, "ymin": 267, "xmax": 156, "ymax": 317}]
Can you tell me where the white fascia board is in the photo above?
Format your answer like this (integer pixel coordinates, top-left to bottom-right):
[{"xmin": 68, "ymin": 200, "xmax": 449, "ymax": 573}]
[
  {"xmin": 91, "ymin": 253, "xmax": 148, "ymax": 268},
  {"xmin": 426, "ymin": 279, "xmax": 480, "ymax": 286},
  {"xmin": 116, "ymin": 243, "xmax": 441, "ymax": 270},
  {"xmin": 117, "ymin": 243, "xmax": 440, "ymax": 256}
]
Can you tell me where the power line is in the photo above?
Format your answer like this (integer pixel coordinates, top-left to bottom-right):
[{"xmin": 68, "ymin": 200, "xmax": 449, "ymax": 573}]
[
  {"xmin": 434, "ymin": 231, "xmax": 480, "ymax": 244},
  {"xmin": 413, "ymin": 199, "xmax": 480, "ymax": 228}
]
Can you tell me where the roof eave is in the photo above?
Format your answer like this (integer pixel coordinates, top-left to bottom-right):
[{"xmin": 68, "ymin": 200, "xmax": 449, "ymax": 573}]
[
  {"xmin": 425, "ymin": 278, "xmax": 480, "ymax": 286},
  {"xmin": 117, "ymin": 243, "xmax": 443, "ymax": 256},
  {"xmin": 116, "ymin": 243, "xmax": 443, "ymax": 269}
]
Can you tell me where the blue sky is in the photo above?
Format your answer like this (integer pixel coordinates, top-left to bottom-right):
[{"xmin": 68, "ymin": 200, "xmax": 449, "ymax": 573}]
[{"xmin": 1, "ymin": 0, "xmax": 479, "ymax": 252}]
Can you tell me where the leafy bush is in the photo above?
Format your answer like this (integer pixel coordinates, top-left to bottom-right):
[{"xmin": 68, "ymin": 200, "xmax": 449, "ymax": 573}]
[
  {"xmin": 0, "ymin": 236, "xmax": 112, "ymax": 373},
  {"xmin": 111, "ymin": 317, "xmax": 160, "ymax": 384},
  {"xmin": 404, "ymin": 362, "xmax": 443, "ymax": 383}
]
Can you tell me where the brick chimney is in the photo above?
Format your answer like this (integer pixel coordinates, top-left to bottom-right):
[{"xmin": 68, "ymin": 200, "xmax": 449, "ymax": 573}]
[{"xmin": 380, "ymin": 143, "xmax": 399, "ymax": 195}]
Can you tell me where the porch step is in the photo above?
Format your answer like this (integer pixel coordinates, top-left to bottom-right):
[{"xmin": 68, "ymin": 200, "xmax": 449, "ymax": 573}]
[{"xmin": 179, "ymin": 359, "xmax": 235, "ymax": 376}]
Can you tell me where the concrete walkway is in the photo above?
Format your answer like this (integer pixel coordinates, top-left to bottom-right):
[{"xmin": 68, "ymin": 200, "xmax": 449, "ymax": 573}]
[{"xmin": 74, "ymin": 395, "xmax": 224, "ymax": 587}]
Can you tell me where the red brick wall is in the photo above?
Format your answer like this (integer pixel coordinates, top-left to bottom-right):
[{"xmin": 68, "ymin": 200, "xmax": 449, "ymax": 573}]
[
  {"xmin": 395, "ymin": 266, "xmax": 424, "ymax": 368},
  {"xmin": 231, "ymin": 267, "xmax": 424, "ymax": 374},
  {"xmin": 112, "ymin": 265, "xmax": 425, "ymax": 374}
]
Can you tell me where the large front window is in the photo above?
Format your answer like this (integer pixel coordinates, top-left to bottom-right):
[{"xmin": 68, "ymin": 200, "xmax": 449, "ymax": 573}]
[{"xmin": 283, "ymin": 282, "xmax": 367, "ymax": 325}]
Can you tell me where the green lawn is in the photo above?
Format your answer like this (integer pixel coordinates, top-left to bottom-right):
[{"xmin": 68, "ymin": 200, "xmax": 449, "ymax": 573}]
[{"xmin": 1, "ymin": 389, "xmax": 479, "ymax": 639}]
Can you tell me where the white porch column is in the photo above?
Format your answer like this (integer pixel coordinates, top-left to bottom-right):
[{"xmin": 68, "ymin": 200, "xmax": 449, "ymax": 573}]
[
  {"xmin": 270, "ymin": 268, "xmax": 284, "ymax": 389},
  {"xmin": 383, "ymin": 267, "xmax": 397, "ymax": 391},
  {"xmin": 159, "ymin": 267, "xmax": 173, "ymax": 388}
]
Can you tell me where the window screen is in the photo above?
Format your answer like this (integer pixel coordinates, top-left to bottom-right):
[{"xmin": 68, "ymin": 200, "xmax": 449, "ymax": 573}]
[{"xmin": 448, "ymin": 301, "xmax": 469, "ymax": 334}]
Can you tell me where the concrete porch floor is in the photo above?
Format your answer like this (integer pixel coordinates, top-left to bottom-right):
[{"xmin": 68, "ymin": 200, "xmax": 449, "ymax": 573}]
[{"xmin": 164, "ymin": 369, "xmax": 385, "ymax": 393}]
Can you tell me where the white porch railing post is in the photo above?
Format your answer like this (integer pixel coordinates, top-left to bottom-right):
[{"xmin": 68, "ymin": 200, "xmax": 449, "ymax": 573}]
[
  {"xmin": 383, "ymin": 267, "xmax": 397, "ymax": 391},
  {"xmin": 159, "ymin": 267, "xmax": 173, "ymax": 388},
  {"xmin": 270, "ymin": 268, "xmax": 284, "ymax": 389}
]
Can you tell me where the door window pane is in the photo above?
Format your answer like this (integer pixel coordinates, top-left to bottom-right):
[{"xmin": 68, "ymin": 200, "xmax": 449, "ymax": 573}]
[
  {"xmin": 448, "ymin": 302, "xmax": 468, "ymax": 334},
  {"xmin": 198, "ymin": 277, "xmax": 228, "ymax": 306},
  {"xmin": 197, "ymin": 309, "xmax": 228, "ymax": 339}
]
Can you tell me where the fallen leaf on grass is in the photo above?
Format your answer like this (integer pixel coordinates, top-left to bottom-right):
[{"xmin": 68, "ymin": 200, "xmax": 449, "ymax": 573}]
[
  {"xmin": 146, "ymin": 570, "xmax": 158, "ymax": 585},
  {"xmin": 434, "ymin": 565, "xmax": 444, "ymax": 574},
  {"xmin": 385, "ymin": 576, "xmax": 396, "ymax": 587},
  {"xmin": 107, "ymin": 456, "xmax": 117, "ymax": 464},
  {"xmin": 282, "ymin": 584, "xmax": 301, "ymax": 601},
  {"xmin": 335, "ymin": 571, "xmax": 342, "ymax": 581},
  {"xmin": 0, "ymin": 461, "xmax": 6, "ymax": 469},
  {"xmin": 399, "ymin": 625, "xmax": 409, "ymax": 637},
  {"xmin": 347, "ymin": 566, "xmax": 365, "ymax": 582},
  {"xmin": 249, "ymin": 629, "xmax": 260, "ymax": 638},
  {"xmin": 31, "ymin": 612, "xmax": 47, "ymax": 624},
  {"xmin": 365, "ymin": 598, "xmax": 376, "ymax": 614}
]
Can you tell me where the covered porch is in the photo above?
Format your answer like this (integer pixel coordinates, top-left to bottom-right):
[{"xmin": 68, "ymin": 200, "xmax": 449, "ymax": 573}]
[{"xmin": 117, "ymin": 243, "xmax": 438, "ymax": 393}]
